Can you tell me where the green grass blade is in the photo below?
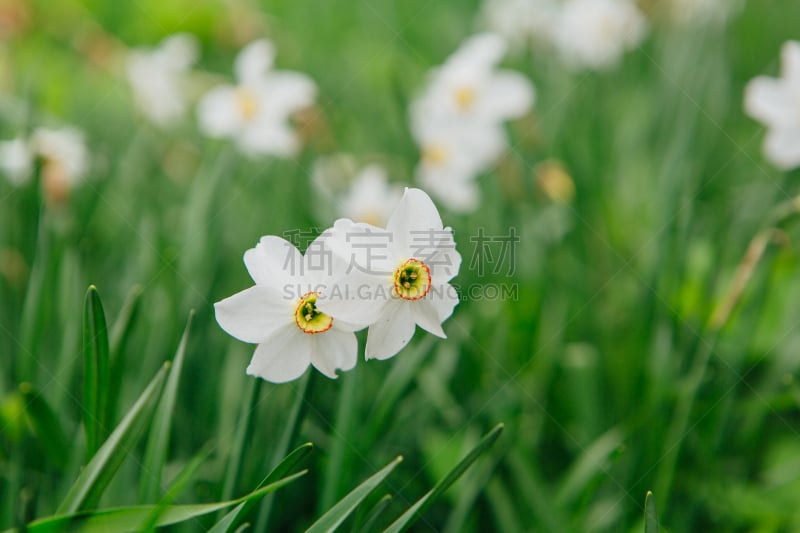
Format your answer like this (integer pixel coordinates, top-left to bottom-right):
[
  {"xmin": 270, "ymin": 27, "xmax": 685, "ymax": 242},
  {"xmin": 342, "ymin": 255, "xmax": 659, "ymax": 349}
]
[
  {"xmin": 255, "ymin": 372, "xmax": 313, "ymax": 530},
  {"xmin": 57, "ymin": 363, "xmax": 170, "ymax": 514},
  {"xmin": 139, "ymin": 311, "xmax": 194, "ymax": 503},
  {"xmin": 82, "ymin": 285, "xmax": 111, "ymax": 459},
  {"xmin": 381, "ymin": 423, "xmax": 504, "ymax": 533},
  {"xmin": 644, "ymin": 491, "xmax": 659, "ymax": 533},
  {"xmin": 354, "ymin": 494, "xmax": 392, "ymax": 533},
  {"xmin": 306, "ymin": 456, "xmax": 403, "ymax": 533},
  {"xmin": 10, "ymin": 471, "xmax": 306, "ymax": 533},
  {"xmin": 106, "ymin": 285, "xmax": 143, "ymax": 429},
  {"xmin": 140, "ymin": 442, "xmax": 214, "ymax": 531},
  {"xmin": 19, "ymin": 383, "xmax": 69, "ymax": 470},
  {"xmin": 220, "ymin": 377, "xmax": 260, "ymax": 502},
  {"xmin": 210, "ymin": 442, "xmax": 314, "ymax": 533},
  {"xmin": 554, "ymin": 427, "xmax": 625, "ymax": 507}
]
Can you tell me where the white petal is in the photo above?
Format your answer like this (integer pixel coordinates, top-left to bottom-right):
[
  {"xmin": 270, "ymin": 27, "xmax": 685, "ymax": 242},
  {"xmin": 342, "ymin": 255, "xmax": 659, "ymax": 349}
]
[
  {"xmin": 197, "ymin": 85, "xmax": 242, "ymax": 137},
  {"xmin": 310, "ymin": 329, "xmax": 357, "ymax": 378},
  {"xmin": 764, "ymin": 128, "xmax": 800, "ymax": 170},
  {"xmin": 385, "ymin": 188, "xmax": 445, "ymax": 257},
  {"xmin": 243, "ymin": 236, "xmax": 303, "ymax": 292},
  {"xmin": 412, "ymin": 300, "xmax": 446, "ymax": 338},
  {"xmin": 235, "ymin": 39, "xmax": 275, "ymax": 84},
  {"xmin": 480, "ymin": 70, "xmax": 534, "ymax": 120},
  {"xmin": 417, "ymin": 169, "xmax": 481, "ymax": 214},
  {"xmin": 426, "ymin": 283, "xmax": 459, "ymax": 322},
  {"xmin": 365, "ymin": 301, "xmax": 417, "ymax": 360},
  {"xmin": 322, "ymin": 217, "xmax": 398, "ymax": 276},
  {"xmin": 263, "ymin": 71, "xmax": 317, "ymax": 113},
  {"xmin": 214, "ymin": 285, "xmax": 292, "ymax": 343},
  {"xmin": 744, "ymin": 77, "xmax": 797, "ymax": 129},
  {"xmin": 782, "ymin": 40, "xmax": 800, "ymax": 86},
  {"xmin": 0, "ymin": 138, "xmax": 33, "ymax": 185},
  {"xmin": 450, "ymin": 33, "xmax": 507, "ymax": 71},
  {"xmin": 246, "ymin": 326, "xmax": 311, "ymax": 383},
  {"xmin": 237, "ymin": 120, "xmax": 299, "ymax": 157},
  {"xmin": 160, "ymin": 33, "xmax": 199, "ymax": 70}
]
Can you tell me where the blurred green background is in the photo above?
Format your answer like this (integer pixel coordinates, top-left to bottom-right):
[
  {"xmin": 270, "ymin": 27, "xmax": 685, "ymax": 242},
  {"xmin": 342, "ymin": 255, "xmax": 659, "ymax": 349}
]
[{"xmin": 3, "ymin": 0, "xmax": 800, "ymax": 531}]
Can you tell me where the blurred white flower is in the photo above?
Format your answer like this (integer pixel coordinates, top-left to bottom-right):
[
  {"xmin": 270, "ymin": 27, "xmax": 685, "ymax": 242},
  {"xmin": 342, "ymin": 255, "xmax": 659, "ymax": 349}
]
[
  {"xmin": 31, "ymin": 127, "xmax": 89, "ymax": 186},
  {"xmin": 0, "ymin": 138, "xmax": 32, "ymax": 185},
  {"xmin": 340, "ymin": 165, "xmax": 402, "ymax": 227},
  {"xmin": 318, "ymin": 188, "xmax": 461, "ymax": 360},
  {"xmin": 411, "ymin": 117, "xmax": 503, "ymax": 212},
  {"xmin": 667, "ymin": 0, "xmax": 743, "ymax": 26},
  {"xmin": 410, "ymin": 33, "xmax": 534, "ymax": 212},
  {"xmin": 744, "ymin": 41, "xmax": 800, "ymax": 171},
  {"xmin": 126, "ymin": 33, "xmax": 199, "ymax": 127},
  {"xmin": 197, "ymin": 39, "xmax": 317, "ymax": 157},
  {"xmin": 481, "ymin": 0, "xmax": 559, "ymax": 49},
  {"xmin": 215, "ymin": 234, "xmax": 359, "ymax": 383},
  {"xmin": 553, "ymin": 0, "xmax": 647, "ymax": 70},
  {"xmin": 414, "ymin": 33, "xmax": 534, "ymax": 127}
]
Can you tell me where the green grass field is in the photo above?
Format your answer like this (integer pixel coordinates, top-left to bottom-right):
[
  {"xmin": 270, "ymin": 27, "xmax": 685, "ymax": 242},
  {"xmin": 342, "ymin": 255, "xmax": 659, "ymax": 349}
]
[{"xmin": 2, "ymin": 0, "xmax": 800, "ymax": 531}]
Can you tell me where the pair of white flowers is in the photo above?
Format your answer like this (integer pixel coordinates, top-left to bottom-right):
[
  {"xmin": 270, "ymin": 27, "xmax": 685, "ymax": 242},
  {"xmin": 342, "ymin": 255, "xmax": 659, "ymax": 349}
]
[
  {"xmin": 214, "ymin": 188, "xmax": 461, "ymax": 383},
  {"xmin": 482, "ymin": 0, "xmax": 647, "ymax": 71},
  {"xmin": 0, "ymin": 127, "xmax": 89, "ymax": 189},
  {"xmin": 411, "ymin": 33, "xmax": 534, "ymax": 213},
  {"xmin": 126, "ymin": 36, "xmax": 316, "ymax": 158}
]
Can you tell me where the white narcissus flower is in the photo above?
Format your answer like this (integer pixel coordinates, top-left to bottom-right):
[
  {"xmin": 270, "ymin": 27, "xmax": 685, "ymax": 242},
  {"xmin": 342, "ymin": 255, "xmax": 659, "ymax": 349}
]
[
  {"xmin": 197, "ymin": 39, "xmax": 317, "ymax": 157},
  {"xmin": 481, "ymin": 0, "xmax": 559, "ymax": 50},
  {"xmin": 340, "ymin": 165, "xmax": 402, "ymax": 227},
  {"xmin": 215, "ymin": 235, "xmax": 360, "ymax": 383},
  {"xmin": 414, "ymin": 33, "xmax": 534, "ymax": 128},
  {"xmin": 0, "ymin": 138, "xmax": 33, "ymax": 185},
  {"xmin": 126, "ymin": 33, "xmax": 199, "ymax": 127},
  {"xmin": 318, "ymin": 188, "xmax": 461, "ymax": 361},
  {"xmin": 30, "ymin": 127, "xmax": 89, "ymax": 186},
  {"xmin": 553, "ymin": 0, "xmax": 647, "ymax": 71},
  {"xmin": 744, "ymin": 41, "xmax": 800, "ymax": 171}
]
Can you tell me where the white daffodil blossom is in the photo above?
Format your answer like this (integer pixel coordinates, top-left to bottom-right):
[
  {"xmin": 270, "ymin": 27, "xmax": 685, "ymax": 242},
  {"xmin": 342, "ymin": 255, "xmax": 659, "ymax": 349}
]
[
  {"xmin": 411, "ymin": 111, "xmax": 505, "ymax": 213},
  {"xmin": 126, "ymin": 33, "xmax": 199, "ymax": 127},
  {"xmin": 197, "ymin": 39, "xmax": 317, "ymax": 157},
  {"xmin": 552, "ymin": 0, "xmax": 647, "ymax": 71},
  {"xmin": 0, "ymin": 137, "xmax": 33, "ymax": 185},
  {"xmin": 480, "ymin": 0, "xmax": 559, "ymax": 50},
  {"xmin": 318, "ymin": 188, "xmax": 461, "ymax": 361},
  {"xmin": 215, "ymin": 234, "xmax": 360, "ymax": 383},
  {"xmin": 744, "ymin": 41, "xmax": 800, "ymax": 171},
  {"xmin": 340, "ymin": 164, "xmax": 402, "ymax": 227},
  {"xmin": 30, "ymin": 127, "xmax": 89, "ymax": 187},
  {"xmin": 414, "ymin": 33, "xmax": 534, "ymax": 127}
]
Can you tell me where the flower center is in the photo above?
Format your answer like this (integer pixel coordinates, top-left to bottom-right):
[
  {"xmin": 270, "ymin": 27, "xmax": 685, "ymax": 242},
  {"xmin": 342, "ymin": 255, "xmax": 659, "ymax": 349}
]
[
  {"xmin": 294, "ymin": 292, "xmax": 333, "ymax": 334},
  {"xmin": 422, "ymin": 144, "xmax": 449, "ymax": 167},
  {"xmin": 235, "ymin": 88, "xmax": 259, "ymax": 121},
  {"xmin": 393, "ymin": 258, "xmax": 432, "ymax": 301},
  {"xmin": 454, "ymin": 86, "xmax": 476, "ymax": 111}
]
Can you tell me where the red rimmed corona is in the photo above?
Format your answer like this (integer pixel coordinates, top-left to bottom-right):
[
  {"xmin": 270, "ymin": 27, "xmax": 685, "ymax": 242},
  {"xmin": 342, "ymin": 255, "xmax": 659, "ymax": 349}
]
[
  {"xmin": 294, "ymin": 291, "xmax": 334, "ymax": 334},
  {"xmin": 393, "ymin": 258, "xmax": 432, "ymax": 301}
]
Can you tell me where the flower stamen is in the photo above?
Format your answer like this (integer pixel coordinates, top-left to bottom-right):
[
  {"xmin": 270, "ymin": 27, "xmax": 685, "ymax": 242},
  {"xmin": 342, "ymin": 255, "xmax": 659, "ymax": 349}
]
[
  {"xmin": 235, "ymin": 88, "xmax": 259, "ymax": 121},
  {"xmin": 393, "ymin": 258, "xmax": 431, "ymax": 301},
  {"xmin": 294, "ymin": 292, "xmax": 333, "ymax": 334}
]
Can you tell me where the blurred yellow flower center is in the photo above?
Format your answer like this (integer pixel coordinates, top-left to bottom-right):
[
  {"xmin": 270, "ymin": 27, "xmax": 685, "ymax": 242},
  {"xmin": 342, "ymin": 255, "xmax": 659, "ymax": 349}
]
[
  {"xmin": 294, "ymin": 292, "xmax": 333, "ymax": 334},
  {"xmin": 393, "ymin": 258, "xmax": 431, "ymax": 301},
  {"xmin": 454, "ymin": 86, "xmax": 476, "ymax": 110},
  {"xmin": 423, "ymin": 144, "xmax": 449, "ymax": 166},
  {"xmin": 236, "ymin": 88, "xmax": 259, "ymax": 121}
]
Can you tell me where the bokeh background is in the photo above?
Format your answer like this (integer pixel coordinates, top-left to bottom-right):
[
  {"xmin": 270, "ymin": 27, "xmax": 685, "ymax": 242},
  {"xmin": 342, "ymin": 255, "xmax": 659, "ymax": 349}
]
[{"xmin": 2, "ymin": 0, "xmax": 800, "ymax": 531}]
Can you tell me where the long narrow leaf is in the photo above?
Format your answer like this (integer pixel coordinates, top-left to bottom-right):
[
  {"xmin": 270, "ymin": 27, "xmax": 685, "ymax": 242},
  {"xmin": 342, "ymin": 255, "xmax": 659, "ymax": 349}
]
[
  {"xmin": 139, "ymin": 311, "xmax": 194, "ymax": 503},
  {"xmin": 210, "ymin": 442, "xmax": 314, "ymax": 533},
  {"xmin": 306, "ymin": 456, "xmax": 403, "ymax": 533},
  {"xmin": 82, "ymin": 285, "xmax": 111, "ymax": 458},
  {"xmin": 7, "ymin": 471, "xmax": 306, "ymax": 533},
  {"xmin": 381, "ymin": 423, "xmax": 504, "ymax": 533},
  {"xmin": 57, "ymin": 363, "xmax": 170, "ymax": 514},
  {"xmin": 107, "ymin": 285, "xmax": 143, "ymax": 429},
  {"xmin": 19, "ymin": 383, "xmax": 69, "ymax": 469},
  {"xmin": 644, "ymin": 491, "xmax": 659, "ymax": 533},
  {"xmin": 355, "ymin": 494, "xmax": 392, "ymax": 533}
]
